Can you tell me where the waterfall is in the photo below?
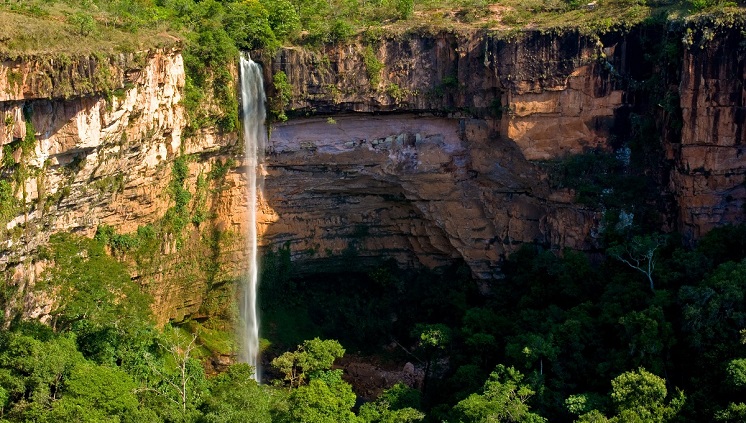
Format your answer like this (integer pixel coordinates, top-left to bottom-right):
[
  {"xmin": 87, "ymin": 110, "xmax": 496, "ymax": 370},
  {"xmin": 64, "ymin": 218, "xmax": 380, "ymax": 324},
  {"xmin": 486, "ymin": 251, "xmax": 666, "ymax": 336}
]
[{"xmin": 238, "ymin": 54, "xmax": 266, "ymax": 382}]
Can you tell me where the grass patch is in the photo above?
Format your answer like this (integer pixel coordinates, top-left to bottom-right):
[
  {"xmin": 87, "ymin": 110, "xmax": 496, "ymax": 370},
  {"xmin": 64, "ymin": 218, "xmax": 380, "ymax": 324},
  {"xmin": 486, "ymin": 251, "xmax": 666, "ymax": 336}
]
[{"xmin": 0, "ymin": 5, "xmax": 177, "ymax": 58}]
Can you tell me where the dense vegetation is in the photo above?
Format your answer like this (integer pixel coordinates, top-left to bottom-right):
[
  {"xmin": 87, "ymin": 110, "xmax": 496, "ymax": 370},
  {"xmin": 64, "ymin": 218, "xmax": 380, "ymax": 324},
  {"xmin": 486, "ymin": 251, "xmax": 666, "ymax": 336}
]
[
  {"xmin": 0, "ymin": 0, "xmax": 744, "ymax": 132},
  {"xmin": 5, "ymin": 224, "xmax": 746, "ymax": 422},
  {"xmin": 256, "ymin": 224, "xmax": 746, "ymax": 422},
  {"xmin": 1, "ymin": 0, "xmax": 746, "ymax": 422}
]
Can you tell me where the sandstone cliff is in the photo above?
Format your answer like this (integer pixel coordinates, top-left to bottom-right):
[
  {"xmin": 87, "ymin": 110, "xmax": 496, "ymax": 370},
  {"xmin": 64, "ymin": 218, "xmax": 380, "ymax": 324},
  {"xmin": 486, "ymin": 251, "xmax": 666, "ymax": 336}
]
[
  {"xmin": 260, "ymin": 31, "xmax": 626, "ymax": 278},
  {"xmin": 0, "ymin": 49, "xmax": 244, "ymax": 324},
  {"xmin": 671, "ymin": 26, "xmax": 746, "ymax": 240},
  {"xmin": 0, "ymin": 23, "xmax": 743, "ymax": 324}
]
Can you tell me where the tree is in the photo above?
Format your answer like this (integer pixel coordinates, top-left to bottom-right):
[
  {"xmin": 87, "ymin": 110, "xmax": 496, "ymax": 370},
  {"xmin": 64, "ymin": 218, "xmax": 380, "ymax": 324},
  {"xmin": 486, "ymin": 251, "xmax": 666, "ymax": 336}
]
[
  {"xmin": 609, "ymin": 368, "xmax": 684, "ymax": 423},
  {"xmin": 261, "ymin": 0, "xmax": 300, "ymax": 40},
  {"xmin": 285, "ymin": 370, "xmax": 358, "ymax": 423},
  {"xmin": 139, "ymin": 330, "xmax": 208, "ymax": 422},
  {"xmin": 608, "ymin": 234, "xmax": 667, "ymax": 292},
  {"xmin": 42, "ymin": 234, "xmax": 152, "ymax": 332},
  {"xmin": 618, "ymin": 306, "xmax": 673, "ymax": 374},
  {"xmin": 505, "ymin": 332, "xmax": 558, "ymax": 376},
  {"xmin": 715, "ymin": 402, "xmax": 746, "ymax": 422},
  {"xmin": 451, "ymin": 365, "xmax": 547, "ymax": 423},
  {"xmin": 394, "ymin": 0, "xmax": 414, "ymax": 19},
  {"xmin": 679, "ymin": 260, "xmax": 746, "ymax": 352},
  {"xmin": 69, "ymin": 12, "xmax": 95, "ymax": 36},
  {"xmin": 200, "ymin": 363, "xmax": 273, "ymax": 423},
  {"xmin": 412, "ymin": 324, "xmax": 451, "ymax": 392},
  {"xmin": 50, "ymin": 363, "xmax": 144, "ymax": 423},
  {"xmin": 726, "ymin": 358, "xmax": 746, "ymax": 388},
  {"xmin": 575, "ymin": 409, "xmax": 611, "ymax": 422},
  {"xmin": 571, "ymin": 368, "xmax": 684, "ymax": 422},
  {"xmin": 359, "ymin": 383, "xmax": 424, "ymax": 423},
  {"xmin": 271, "ymin": 338, "xmax": 345, "ymax": 388},
  {"xmin": 223, "ymin": 0, "xmax": 279, "ymax": 51},
  {"xmin": 0, "ymin": 328, "xmax": 85, "ymax": 421}
]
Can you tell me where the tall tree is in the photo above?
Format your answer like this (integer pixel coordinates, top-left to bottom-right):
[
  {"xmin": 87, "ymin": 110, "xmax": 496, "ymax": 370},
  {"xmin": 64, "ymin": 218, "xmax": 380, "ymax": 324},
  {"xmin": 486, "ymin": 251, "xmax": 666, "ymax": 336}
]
[{"xmin": 451, "ymin": 365, "xmax": 547, "ymax": 423}]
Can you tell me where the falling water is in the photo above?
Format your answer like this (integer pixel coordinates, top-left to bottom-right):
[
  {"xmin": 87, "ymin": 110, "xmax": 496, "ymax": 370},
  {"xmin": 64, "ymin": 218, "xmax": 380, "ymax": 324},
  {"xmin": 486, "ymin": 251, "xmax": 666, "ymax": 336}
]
[{"xmin": 238, "ymin": 54, "xmax": 266, "ymax": 382}]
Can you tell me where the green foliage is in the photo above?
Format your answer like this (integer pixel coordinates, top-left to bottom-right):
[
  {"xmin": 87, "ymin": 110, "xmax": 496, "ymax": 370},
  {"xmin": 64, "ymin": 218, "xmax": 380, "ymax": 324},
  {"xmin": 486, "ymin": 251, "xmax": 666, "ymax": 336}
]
[
  {"xmin": 286, "ymin": 369, "xmax": 358, "ymax": 423},
  {"xmin": 50, "ymin": 363, "xmax": 140, "ymax": 422},
  {"xmin": 609, "ymin": 368, "xmax": 684, "ymax": 422},
  {"xmin": 191, "ymin": 173, "xmax": 209, "ymax": 225},
  {"xmin": 359, "ymin": 383, "xmax": 425, "ymax": 423},
  {"xmin": 92, "ymin": 173, "xmax": 125, "ymax": 195},
  {"xmin": 0, "ymin": 329, "xmax": 85, "ymax": 421},
  {"xmin": 548, "ymin": 150, "xmax": 651, "ymax": 212},
  {"xmin": 715, "ymin": 402, "xmax": 746, "ymax": 422},
  {"xmin": 415, "ymin": 323, "xmax": 452, "ymax": 350},
  {"xmin": 224, "ymin": 1, "xmax": 279, "ymax": 52},
  {"xmin": 386, "ymin": 83, "xmax": 409, "ymax": 104},
  {"xmin": 607, "ymin": 234, "xmax": 667, "ymax": 291},
  {"xmin": 22, "ymin": 121, "xmax": 36, "ymax": 157},
  {"xmin": 270, "ymin": 71, "xmax": 293, "ymax": 122},
  {"xmin": 68, "ymin": 12, "xmax": 96, "ymax": 36},
  {"xmin": 208, "ymin": 158, "xmax": 236, "ymax": 186},
  {"xmin": 9, "ymin": 221, "xmax": 746, "ymax": 422},
  {"xmin": 42, "ymin": 233, "xmax": 152, "ymax": 331},
  {"xmin": 201, "ymin": 363, "xmax": 274, "ymax": 423},
  {"xmin": 726, "ymin": 359, "xmax": 746, "ymax": 388},
  {"xmin": 451, "ymin": 365, "xmax": 547, "ymax": 423},
  {"xmin": 0, "ymin": 180, "xmax": 17, "ymax": 224},
  {"xmin": 679, "ymin": 260, "xmax": 746, "ymax": 351},
  {"xmin": 262, "ymin": 0, "xmax": 301, "ymax": 41},
  {"xmin": 95, "ymin": 224, "xmax": 141, "ymax": 255},
  {"xmin": 164, "ymin": 155, "xmax": 193, "ymax": 236},
  {"xmin": 395, "ymin": 0, "xmax": 415, "ymax": 19},
  {"xmin": 271, "ymin": 338, "xmax": 345, "ymax": 387},
  {"xmin": 362, "ymin": 45, "xmax": 384, "ymax": 88},
  {"xmin": 138, "ymin": 327, "xmax": 209, "ymax": 421}
]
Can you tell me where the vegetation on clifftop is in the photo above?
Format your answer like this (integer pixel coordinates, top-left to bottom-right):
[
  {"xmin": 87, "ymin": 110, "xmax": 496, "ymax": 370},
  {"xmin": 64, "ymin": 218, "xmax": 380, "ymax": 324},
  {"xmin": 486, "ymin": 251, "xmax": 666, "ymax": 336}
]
[
  {"xmin": 0, "ymin": 0, "xmax": 742, "ymax": 131},
  {"xmin": 0, "ymin": 0, "xmax": 745, "ymax": 422},
  {"xmin": 0, "ymin": 0, "xmax": 743, "ymax": 58}
]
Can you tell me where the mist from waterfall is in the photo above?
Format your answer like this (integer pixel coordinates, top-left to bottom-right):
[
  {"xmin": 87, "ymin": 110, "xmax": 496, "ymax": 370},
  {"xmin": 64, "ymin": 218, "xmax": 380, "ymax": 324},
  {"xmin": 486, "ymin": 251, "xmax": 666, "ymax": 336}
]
[{"xmin": 238, "ymin": 54, "xmax": 266, "ymax": 382}]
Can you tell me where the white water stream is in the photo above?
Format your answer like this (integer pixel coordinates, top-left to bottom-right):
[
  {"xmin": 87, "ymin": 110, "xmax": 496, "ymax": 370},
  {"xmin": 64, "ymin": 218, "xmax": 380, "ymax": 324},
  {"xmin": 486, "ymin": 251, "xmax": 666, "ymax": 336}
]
[{"xmin": 238, "ymin": 54, "xmax": 266, "ymax": 382}]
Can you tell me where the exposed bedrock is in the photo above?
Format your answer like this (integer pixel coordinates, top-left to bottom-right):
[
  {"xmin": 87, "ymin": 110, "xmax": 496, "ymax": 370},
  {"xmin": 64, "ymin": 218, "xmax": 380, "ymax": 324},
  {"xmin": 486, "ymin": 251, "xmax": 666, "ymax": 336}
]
[
  {"xmin": 260, "ymin": 114, "xmax": 600, "ymax": 279},
  {"xmin": 0, "ymin": 25, "xmax": 744, "ymax": 322},
  {"xmin": 260, "ymin": 31, "xmax": 628, "ymax": 275},
  {"xmin": 671, "ymin": 28, "xmax": 746, "ymax": 240}
]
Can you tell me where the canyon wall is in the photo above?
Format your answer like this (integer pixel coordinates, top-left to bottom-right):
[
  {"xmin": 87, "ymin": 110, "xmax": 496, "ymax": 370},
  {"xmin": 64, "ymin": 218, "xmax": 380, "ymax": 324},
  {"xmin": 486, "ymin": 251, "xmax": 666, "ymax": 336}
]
[
  {"xmin": 0, "ymin": 24, "xmax": 743, "ymax": 323},
  {"xmin": 0, "ymin": 49, "xmax": 246, "ymax": 324},
  {"xmin": 260, "ymin": 31, "xmax": 627, "ymax": 277},
  {"xmin": 671, "ymin": 27, "xmax": 746, "ymax": 240}
]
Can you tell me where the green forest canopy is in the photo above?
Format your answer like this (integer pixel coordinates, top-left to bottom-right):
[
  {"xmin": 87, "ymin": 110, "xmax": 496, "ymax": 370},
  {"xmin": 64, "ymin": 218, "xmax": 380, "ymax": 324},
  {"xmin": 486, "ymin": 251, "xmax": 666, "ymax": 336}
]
[
  {"xmin": 0, "ymin": 0, "xmax": 744, "ymax": 57},
  {"xmin": 5, "ymin": 224, "xmax": 746, "ymax": 421}
]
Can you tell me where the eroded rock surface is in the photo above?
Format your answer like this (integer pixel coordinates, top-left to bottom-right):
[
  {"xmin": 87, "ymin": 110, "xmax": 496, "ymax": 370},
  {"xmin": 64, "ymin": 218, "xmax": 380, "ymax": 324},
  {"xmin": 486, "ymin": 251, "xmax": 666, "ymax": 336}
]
[
  {"xmin": 262, "ymin": 114, "xmax": 599, "ymax": 278},
  {"xmin": 0, "ymin": 49, "xmax": 243, "ymax": 324},
  {"xmin": 670, "ymin": 29, "xmax": 746, "ymax": 239},
  {"xmin": 0, "ymin": 26, "xmax": 743, "ymax": 323}
]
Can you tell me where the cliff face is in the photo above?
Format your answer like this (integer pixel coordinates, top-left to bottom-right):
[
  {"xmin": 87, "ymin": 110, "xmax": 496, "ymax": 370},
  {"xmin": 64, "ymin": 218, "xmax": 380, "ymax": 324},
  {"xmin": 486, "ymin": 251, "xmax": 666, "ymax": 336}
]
[
  {"xmin": 671, "ymin": 28, "xmax": 746, "ymax": 239},
  {"xmin": 272, "ymin": 32, "xmax": 621, "ymax": 160},
  {"xmin": 262, "ymin": 27, "xmax": 745, "ymax": 276},
  {"xmin": 0, "ymin": 50, "xmax": 245, "ymax": 324},
  {"xmin": 1, "ymin": 25, "xmax": 743, "ymax": 323},
  {"xmin": 260, "ymin": 32, "xmax": 627, "ymax": 276}
]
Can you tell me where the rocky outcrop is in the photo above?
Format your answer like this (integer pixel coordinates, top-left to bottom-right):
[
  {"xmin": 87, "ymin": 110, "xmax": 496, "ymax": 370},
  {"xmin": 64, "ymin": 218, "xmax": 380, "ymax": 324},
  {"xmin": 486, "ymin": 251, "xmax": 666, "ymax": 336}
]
[
  {"xmin": 0, "ymin": 49, "xmax": 245, "ymax": 324},
  {"xmin": 270, "ymin": 32, "xmax": 622, "ymax": 160},
  {"xmin": 0, "ymin": 53, "xmax": 138, "ymax": 101},
  {"xmin": 1, "ymin": 24, "xmax": 744, "ymax": 323},
  {"xmin": 260, "ymin": 31, "xmax": 626, "ymax": 276},
  {"xmin": 670, "ymin": 27, "xmax": 746, "ymax": 240},
  {"xmin": 261, "ymin": 114, "xmax": 599, "ymax": 279}
]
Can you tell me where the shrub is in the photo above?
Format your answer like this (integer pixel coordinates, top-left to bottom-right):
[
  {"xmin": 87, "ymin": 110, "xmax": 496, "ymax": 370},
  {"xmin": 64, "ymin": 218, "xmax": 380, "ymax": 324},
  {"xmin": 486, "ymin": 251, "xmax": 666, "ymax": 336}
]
[
  {"xmin": 362, "ymin": 45, "xmax": 384, "ymax": 88},
  {"xmin": 69, "ymin": 12, "xmax": 96, "ymax": 36}
]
